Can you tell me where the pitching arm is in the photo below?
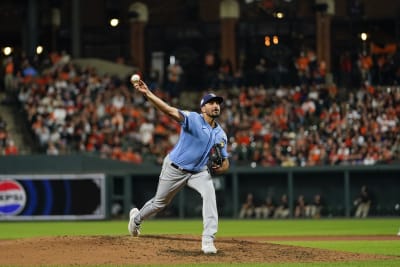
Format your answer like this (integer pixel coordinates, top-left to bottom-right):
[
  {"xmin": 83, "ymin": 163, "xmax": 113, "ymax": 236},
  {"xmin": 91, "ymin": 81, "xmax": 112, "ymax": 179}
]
[{"xmin": 133, "ymin": 80, "xmax": 184, "ymax": 123}]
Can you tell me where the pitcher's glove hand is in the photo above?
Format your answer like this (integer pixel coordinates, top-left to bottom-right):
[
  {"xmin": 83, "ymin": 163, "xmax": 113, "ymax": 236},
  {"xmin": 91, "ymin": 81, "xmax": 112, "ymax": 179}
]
[{"xmin": 207, "ymin": 144, "xmax": 223, "ymax": 176}]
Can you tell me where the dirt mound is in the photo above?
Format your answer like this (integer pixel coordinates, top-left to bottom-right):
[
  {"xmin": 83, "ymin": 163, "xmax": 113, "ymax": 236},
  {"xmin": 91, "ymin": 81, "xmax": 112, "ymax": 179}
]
[{"xmin": 0, "ymin": 235, "xmax": 393, "ymax": 266}]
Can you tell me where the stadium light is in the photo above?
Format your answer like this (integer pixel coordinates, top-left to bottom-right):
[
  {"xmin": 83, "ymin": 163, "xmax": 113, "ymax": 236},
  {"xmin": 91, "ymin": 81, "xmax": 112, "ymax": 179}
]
[
  {"xmin": 3, "ymin": 46, "xmax": 13, "ymax": 56},
  {"xmin": 36, "ymin": 46, "xmax": 44, "ymax": 55},
  {"xmin": 264, "ymin": 36, "xmax": 271, "ymax": 47},
  {"xmin": 273, "ymin": 35, "xmax": 279, "ymax": 45},
  {"xmin": 360, "ymin": 32, "xmax": 368, "ymax": 41},
  {"xmin": 110, "ymin": 18, "xmax": 120, "ymax": 27},
  {"xmin": 274, "ymin": 11, "xmax": 284, "ymax": 19}
]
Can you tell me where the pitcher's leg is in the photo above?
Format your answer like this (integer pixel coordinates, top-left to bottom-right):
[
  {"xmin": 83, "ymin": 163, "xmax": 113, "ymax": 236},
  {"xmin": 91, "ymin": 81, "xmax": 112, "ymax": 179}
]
[
  {"xmin": 187, "ymin": 172, "xmax": 218, "ymax": 240},
  {"xmin": 134, "ymin": 156, "xmax": 189, "ymax": 224},
  {"xmin": 136, "ymin": 176, "xmax": 187, "ymax": 224}
]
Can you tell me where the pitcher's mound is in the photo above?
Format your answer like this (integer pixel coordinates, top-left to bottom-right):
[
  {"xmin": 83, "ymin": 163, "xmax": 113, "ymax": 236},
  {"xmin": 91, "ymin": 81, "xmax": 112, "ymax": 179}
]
[{"xmin": 0, "ymin": 235, "xmax": 393, "ymax": 266}]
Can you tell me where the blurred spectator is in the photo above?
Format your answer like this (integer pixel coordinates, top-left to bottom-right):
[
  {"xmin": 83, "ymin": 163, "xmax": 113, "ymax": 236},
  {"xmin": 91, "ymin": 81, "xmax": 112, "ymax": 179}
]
[
  {"xmin": 203, "ymin": 51, "xmax": 218, "ymax": 88},
  {"xmin": 239, "ymin": 193, "xmax": 255, "ymax": 219},
  {"xmin": 46, "ymin": 142, "xmax": 60, "ymax": 155},
  {"xmin": 119, "ymin": 146, "xmax": 143, "ymax": 164},
  {"xmin": 354, "ymin": 185, "xmax": 372, "ymax": 218},
  {"xmin": 339, "ymin": 51, "xmax": 353, "ymax": 87},
  {"xmin": 305, "ymin": 194, "xmax": 323, "ymax": 218},
  {"xmin": 254, "ymin": 196, "xmax": 275, "ymax": 219},
  {"xmin": 21, "ymin": 59, "xmax": 38, "ymax": 77},
  {"xmin": 295, "ymin": 51, "xmax": 309, "ymax": 85},
  {"xmin": 166, "ymin": 59, "xmax": 183, "ymax": 98},
  {"xmin": 139, "ymin": 117, "xmax": 155, "ymax": 147},
  {"xmin": 294, "ymin": 194, "xmax": 307, "ymax": 218},
  {"xmin": 0, "ymin": 116, "xmax": 7, "ymax": 130},
  {"xmin": 358, "ymin": 51, "xmax": 373, "ymax": 84},
  {"xmin": 255, "ymin": 58, "xmax": 268, "ymax": 87},
  {"xmin": 3, "ymin": 57, "xmax": 15, "ymax": 93},
  {"xmin": 274, "ymin": 194, "xmax": 290, "ymax": 219},
  {"xmin": 0, "ymin": 128, "xmax": 8, "ymax": 148},
  {"xmin": 4, "ymin": 139, "xmax": 18, "ymax": 155}
]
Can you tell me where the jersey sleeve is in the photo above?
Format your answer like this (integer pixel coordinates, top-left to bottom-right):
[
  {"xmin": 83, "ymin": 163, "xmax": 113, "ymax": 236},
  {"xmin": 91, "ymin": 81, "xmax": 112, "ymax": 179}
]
[
  {"xmin": 178, "ymin": 110, "xmax": 197, "ymax": 130},
  {"xmin": 177, "ymin": 110, "xmax": 190, "ymax": 126}
]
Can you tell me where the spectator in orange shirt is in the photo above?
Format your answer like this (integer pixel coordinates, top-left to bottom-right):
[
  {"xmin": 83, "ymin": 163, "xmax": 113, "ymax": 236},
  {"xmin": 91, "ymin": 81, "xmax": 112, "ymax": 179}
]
[
  {"xmin": 119, "ymin": 147, "xmax": 143, "ymax": 164},
  {"xmin": 295, "ymin": 51, "xmax": 309, "ymax": 84},
  {"xmin": 359, "ymin": 52, "xmax": 373, "ymax": 84},
  {"xmin": 4, "ymin": 139, "xmax": 18, "ymax": 155},
  {"xmin": 4, "ymin": 57, "xmax": 15, "ymax": 93}
]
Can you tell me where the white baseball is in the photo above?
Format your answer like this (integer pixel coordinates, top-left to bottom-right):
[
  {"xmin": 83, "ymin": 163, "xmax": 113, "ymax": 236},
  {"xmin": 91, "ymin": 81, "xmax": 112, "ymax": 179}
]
[{"xmin": 131, "ymin": 74, "xmax": 140, "ymax": 83}]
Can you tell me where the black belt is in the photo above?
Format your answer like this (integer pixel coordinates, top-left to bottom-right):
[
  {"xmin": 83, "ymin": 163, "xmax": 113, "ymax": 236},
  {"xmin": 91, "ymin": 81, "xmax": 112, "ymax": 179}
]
[{"xmin": 171, "ymin": 163, "xmax": 198, "ymax": 174}]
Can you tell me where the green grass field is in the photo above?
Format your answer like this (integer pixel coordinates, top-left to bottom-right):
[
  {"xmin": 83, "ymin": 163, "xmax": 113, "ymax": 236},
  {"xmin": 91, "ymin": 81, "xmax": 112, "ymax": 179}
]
[{"xmin": 1, "ymin": 218, "xmax": 400, "ymax": 266}]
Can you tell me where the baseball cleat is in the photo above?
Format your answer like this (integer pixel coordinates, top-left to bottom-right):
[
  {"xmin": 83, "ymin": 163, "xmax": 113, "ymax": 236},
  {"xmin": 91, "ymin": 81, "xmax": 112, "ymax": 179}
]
[
  {"xmin": 128, "ymin": 208, "xmax": 141, "ymax": 237},
  {"xmin": 201, "ymin": 240, "xmax": 217, "ymax": 254}
]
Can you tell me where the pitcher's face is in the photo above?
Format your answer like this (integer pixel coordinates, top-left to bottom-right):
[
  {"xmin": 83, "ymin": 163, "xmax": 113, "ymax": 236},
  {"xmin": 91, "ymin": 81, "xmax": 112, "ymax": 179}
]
[{"xmin": 202, "ymin": 101, "xmax": 221, "ymax": 118}]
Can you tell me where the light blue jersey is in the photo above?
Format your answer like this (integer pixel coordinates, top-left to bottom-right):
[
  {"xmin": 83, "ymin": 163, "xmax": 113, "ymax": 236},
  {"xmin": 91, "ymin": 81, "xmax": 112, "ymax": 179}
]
[{"xmin": 169, "ymin": 110, "xmax": 228, "ymax": 172}]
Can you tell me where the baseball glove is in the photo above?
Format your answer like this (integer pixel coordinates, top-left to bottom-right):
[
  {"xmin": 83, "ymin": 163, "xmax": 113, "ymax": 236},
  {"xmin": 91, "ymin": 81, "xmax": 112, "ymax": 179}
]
[{"xmin": 207, "ymin": 143, "xmax": 224, "ymax": 175}]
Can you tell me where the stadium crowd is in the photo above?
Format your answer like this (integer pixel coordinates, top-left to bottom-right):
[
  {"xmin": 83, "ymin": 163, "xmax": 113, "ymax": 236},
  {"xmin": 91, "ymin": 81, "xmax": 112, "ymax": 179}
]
[
  {"xmin": 1, "ymin": 48, "xmax": 400, "ymax": 167},
  {"xmin": 0, "ymin": 115, "xmax": 19, "ymax": 155}
]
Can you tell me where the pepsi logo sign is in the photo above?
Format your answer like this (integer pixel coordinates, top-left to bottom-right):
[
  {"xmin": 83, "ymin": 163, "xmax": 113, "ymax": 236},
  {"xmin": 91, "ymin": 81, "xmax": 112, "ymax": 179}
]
[{"xmin": 0, "ymin": 180, "xmax": 27, "ymax": 216}]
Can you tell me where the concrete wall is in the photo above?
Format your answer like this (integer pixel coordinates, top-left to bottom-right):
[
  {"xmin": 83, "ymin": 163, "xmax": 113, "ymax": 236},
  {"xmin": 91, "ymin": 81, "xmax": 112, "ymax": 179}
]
[{"xmin": 1, "ymin": 155, "xmax": 399, "ymax": 219}]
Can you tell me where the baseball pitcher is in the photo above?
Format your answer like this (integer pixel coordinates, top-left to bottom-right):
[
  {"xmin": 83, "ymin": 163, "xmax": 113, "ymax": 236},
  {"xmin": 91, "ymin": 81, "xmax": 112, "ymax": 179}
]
[{"xmin": 128, "ymin": 79, "xmax": 230, "ymax": 254}]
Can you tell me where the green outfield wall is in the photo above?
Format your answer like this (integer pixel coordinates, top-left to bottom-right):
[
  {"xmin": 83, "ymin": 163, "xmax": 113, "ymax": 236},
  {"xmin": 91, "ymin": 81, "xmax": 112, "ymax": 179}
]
[{"xmin": 0, "ymin": 155, "xmax": 399, "ymax": 220}]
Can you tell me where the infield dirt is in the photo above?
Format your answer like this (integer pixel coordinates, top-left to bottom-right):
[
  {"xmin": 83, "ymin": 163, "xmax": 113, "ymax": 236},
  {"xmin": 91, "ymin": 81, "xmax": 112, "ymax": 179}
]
[{"xmin": 0, "ymin": 235, "xmax": 396, "ymax": 266}]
